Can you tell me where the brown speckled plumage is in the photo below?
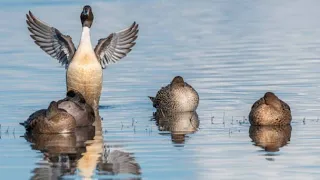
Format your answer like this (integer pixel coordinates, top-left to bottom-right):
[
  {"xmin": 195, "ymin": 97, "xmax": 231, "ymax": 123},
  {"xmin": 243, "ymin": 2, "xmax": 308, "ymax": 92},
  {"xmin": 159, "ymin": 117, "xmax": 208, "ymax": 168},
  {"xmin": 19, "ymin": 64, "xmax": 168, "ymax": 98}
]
[
  {"xmin": 20, "ymin": 101, "xmax": 76, "ymax": 134},
  {"xmin": 249, "ymin": 125, "xmax": 292, "ymax": 152},
  {"xmin": 249, "ymin": 92, "xmax": 292, "ymax": 126},
  {"xmin": 149, "ymin": 76, "xmax": 199, "ymax": 112}
]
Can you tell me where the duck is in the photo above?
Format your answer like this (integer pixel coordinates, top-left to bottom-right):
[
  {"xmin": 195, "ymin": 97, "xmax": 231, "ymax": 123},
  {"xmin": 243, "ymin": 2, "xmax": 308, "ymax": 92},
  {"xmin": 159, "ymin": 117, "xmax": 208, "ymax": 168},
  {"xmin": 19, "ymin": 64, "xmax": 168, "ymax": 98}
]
[
  {"xmin": 249, "ymin": 92, "xmax": 292, "ymax": 126},
  {"xmin": 57, "ymin": 90, "xmax": 95, "ymax": 127},
  {"xmin": 149, "ymin": 76, "xmax": 199, "ymax": 112},
  {"xmin": 20, "ymin": 101, "xmax": 76, "ymax": 134},
  {"xmin": 26, "ymin": 5, "xmax": 139, "ymax": 114}
]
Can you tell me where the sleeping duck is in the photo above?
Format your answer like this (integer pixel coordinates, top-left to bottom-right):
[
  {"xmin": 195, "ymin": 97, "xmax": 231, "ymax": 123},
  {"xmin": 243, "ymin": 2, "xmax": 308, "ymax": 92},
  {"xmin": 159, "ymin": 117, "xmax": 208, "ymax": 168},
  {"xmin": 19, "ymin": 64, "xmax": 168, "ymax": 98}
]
[
  {"xmin": 149, "ymin": 76, "xmax": 199, "ymax": 112},
  {"xmin": 20, "ymin": 101, "xmax": 76, "ymax": 134}
]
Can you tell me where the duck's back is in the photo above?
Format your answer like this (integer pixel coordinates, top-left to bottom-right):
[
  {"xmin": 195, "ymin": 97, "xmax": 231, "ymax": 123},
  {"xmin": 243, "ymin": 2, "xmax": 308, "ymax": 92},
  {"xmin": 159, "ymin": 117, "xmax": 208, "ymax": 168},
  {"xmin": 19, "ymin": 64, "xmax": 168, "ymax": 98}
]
[
  {"xmin": 154, "ymin": 83, "xmax": 199, "ymax": 112},
  {"xmin": 249, "ymin": 98, "xmax": 291, "ymax": 126},
  {"xmin": 58, "ymin": 100, "xmax": 95, "ymax": 127},
  {"xmin": 45, "ymin": 112, "xmax": 76, "ymax": 133},
  {"xmin": 21, "ymin": 109, "xmax": 76, "ymax": 134}
]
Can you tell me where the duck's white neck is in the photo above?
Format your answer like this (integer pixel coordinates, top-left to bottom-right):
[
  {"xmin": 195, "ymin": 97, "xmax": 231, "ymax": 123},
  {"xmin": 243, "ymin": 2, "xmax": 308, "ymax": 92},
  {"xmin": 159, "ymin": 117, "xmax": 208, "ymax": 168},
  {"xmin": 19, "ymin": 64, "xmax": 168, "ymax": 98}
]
[{"xmin": 79, "ymin": 27, "xmax": 92, "ymax": 49}]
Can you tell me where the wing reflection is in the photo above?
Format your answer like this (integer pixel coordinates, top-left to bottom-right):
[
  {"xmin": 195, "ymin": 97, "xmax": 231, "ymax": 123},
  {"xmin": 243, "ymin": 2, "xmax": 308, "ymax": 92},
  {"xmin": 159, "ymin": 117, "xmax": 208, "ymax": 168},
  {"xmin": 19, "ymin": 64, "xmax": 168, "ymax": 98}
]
[{"xmin": 97, "ymin": 148, "xmax": 141, "ymax": 176}]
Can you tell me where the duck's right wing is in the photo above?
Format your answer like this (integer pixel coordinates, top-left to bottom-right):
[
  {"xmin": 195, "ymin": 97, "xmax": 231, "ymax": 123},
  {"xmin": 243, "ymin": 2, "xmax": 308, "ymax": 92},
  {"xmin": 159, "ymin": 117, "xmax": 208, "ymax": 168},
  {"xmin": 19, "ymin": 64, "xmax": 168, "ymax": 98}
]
[
  {"xmin": 94, "ymin": 22, "xmax": 139, "ymax": 69},
  {"xmin": 26, "ymin": 11, "xmax": 76, "ymax": 68}
]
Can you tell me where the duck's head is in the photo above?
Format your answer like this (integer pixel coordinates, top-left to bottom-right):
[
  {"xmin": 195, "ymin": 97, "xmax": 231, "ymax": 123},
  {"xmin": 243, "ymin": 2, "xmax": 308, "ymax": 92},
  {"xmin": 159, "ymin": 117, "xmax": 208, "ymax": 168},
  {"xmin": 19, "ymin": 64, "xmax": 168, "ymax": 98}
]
[
  {"xmin": 171, "ymin": 76, "xmax": 185, "ymax": 87},
  {"xmin": 81, "ymin": 5, "xmax": 94, "ymax": 28},
  {"xmin": 264, "ymin": 92, "xmax": 281, "ymax": 108},
  {"xmin": 46, "ymin": 101, "xmax": 59, "ymax": 118}
]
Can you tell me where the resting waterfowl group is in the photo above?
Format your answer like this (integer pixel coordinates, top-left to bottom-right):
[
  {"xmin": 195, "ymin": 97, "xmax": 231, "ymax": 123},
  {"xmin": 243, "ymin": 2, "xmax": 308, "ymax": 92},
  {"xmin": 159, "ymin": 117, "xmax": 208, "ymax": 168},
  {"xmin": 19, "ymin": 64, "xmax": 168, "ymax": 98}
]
[
  {"xmin": 149, "ymin": 76, "xmax": 199, "ymax": 112},
  {"xmin": 26, "ymin": 5, "xmax": 139, "ymax": 113},
  {"xmin": 21, "ymin": 5, "xmax": 296, "ymax": 135}
]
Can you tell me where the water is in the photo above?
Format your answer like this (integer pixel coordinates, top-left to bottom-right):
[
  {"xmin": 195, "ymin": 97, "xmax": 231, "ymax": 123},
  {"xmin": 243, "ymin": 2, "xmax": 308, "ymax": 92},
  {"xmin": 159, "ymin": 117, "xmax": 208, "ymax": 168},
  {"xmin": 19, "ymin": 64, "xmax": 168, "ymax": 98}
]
[{"xmin": 1, "ymin": 0, "xmax": 320, "ymax": 179}]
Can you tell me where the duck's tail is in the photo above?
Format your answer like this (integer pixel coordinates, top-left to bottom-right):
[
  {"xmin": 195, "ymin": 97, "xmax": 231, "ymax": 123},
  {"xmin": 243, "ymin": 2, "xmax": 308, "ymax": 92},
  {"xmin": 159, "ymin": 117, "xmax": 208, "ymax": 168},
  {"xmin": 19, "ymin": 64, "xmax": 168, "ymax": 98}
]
[
  {"xmin": 19, "ymin": 122, "xmax": 26, "ymax": 127},
  {"xmin": 148, "ymin": 96, "xmax": 155, "ymax": 103}
]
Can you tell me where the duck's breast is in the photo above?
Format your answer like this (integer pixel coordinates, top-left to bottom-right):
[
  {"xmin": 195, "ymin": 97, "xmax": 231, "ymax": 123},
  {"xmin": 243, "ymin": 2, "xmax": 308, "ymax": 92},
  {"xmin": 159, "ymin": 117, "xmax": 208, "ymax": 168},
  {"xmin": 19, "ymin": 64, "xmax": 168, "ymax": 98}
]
[{"xmin": 67, "ymin": 51, "xmax": 103, "ymax": 110}]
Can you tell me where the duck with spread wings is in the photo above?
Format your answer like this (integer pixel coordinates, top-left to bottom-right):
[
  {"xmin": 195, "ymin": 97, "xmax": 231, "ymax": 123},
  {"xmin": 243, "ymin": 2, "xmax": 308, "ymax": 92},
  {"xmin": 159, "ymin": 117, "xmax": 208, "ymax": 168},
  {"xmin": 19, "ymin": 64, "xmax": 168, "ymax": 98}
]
[{"xmin": 26, "ymin": 5, "xmax": 139, "ymax": 114}]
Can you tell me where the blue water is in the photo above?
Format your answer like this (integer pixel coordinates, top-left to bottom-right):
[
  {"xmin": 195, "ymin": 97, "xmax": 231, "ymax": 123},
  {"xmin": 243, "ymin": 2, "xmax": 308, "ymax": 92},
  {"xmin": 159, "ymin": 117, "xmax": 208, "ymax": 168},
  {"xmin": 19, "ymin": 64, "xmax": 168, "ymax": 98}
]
[{"xmin": 1, "ymin": 0, "xmax": 320, "ymax": 179}]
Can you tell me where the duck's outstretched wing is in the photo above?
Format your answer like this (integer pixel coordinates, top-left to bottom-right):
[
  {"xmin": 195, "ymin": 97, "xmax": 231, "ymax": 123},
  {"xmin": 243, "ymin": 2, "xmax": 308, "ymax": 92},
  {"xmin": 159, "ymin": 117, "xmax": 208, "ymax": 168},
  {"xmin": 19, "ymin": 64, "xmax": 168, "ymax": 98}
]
[
  {"xmin": 26, "ymin": 11, "xmax": 76, "ymax": 68},
  {"xmin": 94, "ymin": 22, "xmax": 139, "ymax": 69}
]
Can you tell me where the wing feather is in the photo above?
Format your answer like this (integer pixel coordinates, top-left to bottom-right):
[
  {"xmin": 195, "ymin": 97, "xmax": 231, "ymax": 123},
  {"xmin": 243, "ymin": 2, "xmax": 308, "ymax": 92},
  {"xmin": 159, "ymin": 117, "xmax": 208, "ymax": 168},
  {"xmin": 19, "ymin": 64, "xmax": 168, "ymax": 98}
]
[
  {"xmin": 94, "ymin": 22, "xmax": 139, "ymax": 69},
  {"xmin": 26, "ymin": 11, "xmax": 76, "ymax": 68}
]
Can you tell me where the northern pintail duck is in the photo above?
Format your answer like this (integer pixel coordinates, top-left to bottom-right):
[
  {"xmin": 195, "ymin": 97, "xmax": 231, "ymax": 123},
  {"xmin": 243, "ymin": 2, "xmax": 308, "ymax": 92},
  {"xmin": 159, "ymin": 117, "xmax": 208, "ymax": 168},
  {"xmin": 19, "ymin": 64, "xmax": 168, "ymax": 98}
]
[
  {"xmin": 20, "ymin": 101, "xmax": 76, "ymax": 134},
  {"xmin": 57, "ymin": 90, "xmax": 95, "ymax": 127},
  {"xmin": 26, "ymin": 5, "xmax": 139, "ymax": 113},
  {"xmin": 249, "ymin": 92, "xmax": 292, "ymax": 126},
  {"xmin": 149, "ymin": 76, "xmax": 199, "ymax": 112}
]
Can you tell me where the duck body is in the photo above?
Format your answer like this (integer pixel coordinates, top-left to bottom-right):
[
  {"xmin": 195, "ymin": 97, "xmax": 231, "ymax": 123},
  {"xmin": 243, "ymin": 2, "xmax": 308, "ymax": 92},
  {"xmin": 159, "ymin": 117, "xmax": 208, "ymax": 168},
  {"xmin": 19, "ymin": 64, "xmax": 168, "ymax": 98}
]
[
  {"xmin": 249, "ymin": 92, "xmax": 292, "ymax": 126},
  {"xmin": 67, "ymin": 19, "xmax": 103, "ymax": 112},
  {"xmin": 149, "ymin": 76, "xmax": 199, "ymax": 112},
  {"xmin": 57, "ymin": 90, "xmax": 95, "ymax": 127},
  {"xmin": 20, "ymin": 101, "xmax": 76, "ymax": 134}
]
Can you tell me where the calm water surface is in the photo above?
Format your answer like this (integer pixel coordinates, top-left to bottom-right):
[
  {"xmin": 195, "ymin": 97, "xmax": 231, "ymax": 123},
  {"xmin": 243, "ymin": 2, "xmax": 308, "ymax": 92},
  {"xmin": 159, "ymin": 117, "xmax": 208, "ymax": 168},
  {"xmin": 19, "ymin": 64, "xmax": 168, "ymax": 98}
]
[{"xmin": 1, "ymin": 0, "xmax": 320, "ymax": 179}]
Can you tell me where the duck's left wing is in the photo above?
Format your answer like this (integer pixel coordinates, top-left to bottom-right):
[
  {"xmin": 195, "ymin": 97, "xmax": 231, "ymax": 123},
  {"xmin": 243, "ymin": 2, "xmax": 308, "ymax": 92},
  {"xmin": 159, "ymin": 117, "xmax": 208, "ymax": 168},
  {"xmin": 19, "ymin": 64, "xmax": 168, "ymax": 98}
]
[
  {"xmin": 26, "ymin": 11, "xmax": 76, "ymax": 68},
  {"xmin": 94, "ymin": 22, "xmax": 139, "ymax": 69}
]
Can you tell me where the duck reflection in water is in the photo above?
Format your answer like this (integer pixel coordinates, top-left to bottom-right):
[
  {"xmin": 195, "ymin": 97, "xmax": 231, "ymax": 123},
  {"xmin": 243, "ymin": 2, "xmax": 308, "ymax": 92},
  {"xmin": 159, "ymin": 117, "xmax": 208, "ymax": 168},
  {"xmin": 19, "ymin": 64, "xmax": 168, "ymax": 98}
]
[
  {"xmin": 73, "ymin": 117, "xmax": 141, "ymax": 178},
  {"xmin": 24, "ymin": 126, "xmax": 95, "ymax": 179},
  {"xmin": 153, "ymin": 110, "xmax": 199, "ymax": 144},
  {"xmin": 96, "ymin": 147, "xmax": 141, "ymax": 176},
  {"xmin": 249, "ymin": 125, "xmax": 292, "ymax": 153}
]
